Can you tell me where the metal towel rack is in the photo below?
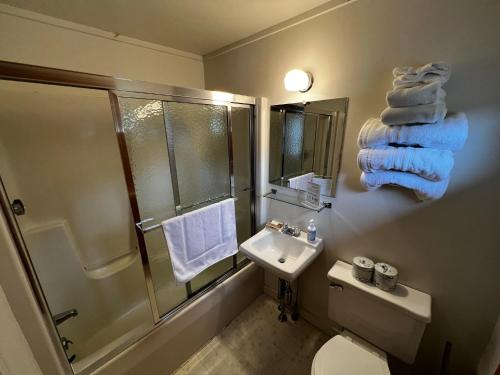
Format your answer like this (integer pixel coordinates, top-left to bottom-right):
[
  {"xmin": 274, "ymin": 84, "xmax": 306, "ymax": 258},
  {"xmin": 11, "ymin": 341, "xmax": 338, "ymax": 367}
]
[{"xmin": 135, "ymin": 192, "xmax": 240, "ymax": 234}]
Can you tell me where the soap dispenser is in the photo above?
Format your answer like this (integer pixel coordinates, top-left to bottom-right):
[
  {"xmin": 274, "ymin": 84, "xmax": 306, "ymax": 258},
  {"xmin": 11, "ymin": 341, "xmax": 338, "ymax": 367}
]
[{"xmin": 307, "ymin": 219, "xmax": 317, "ymax": 242}]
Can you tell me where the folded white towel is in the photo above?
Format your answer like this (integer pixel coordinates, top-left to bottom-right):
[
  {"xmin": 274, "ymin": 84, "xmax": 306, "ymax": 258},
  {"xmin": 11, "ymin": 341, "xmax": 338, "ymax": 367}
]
[
  {"xmin": 358, "ymin": 113, "xmax": 468, "ymax": 151},
  {"xmin": 162, "ymin": 198, "xmax": 238, "ymax": 283},
  {"xmin": 393, "ymin": 62, "xmax": 451, "ymax": 88},
  {"xmin": 358, "ymin": 146, "xmax": 454, "ymax": 181},
  {"xmin": 393, "ymin": 62, "xmax": 450, "ymax": 79},
  {"xmin": 381, "ymin": 102, "xmax": 447, "ymax": 125},
  {"xmin": 386, "ymin": 81, "xmax": 446, "ymax": 108},
  {"xmin": 361, "ymin": 171, "xmax": 449, "ymax": 201},
  {"xmin": 288, "ymin": 172, "xmax": 314, "ymax": 191},
  {"xmin": 393, "ymin": 76, "xmax": 446, "ymax": 89}
]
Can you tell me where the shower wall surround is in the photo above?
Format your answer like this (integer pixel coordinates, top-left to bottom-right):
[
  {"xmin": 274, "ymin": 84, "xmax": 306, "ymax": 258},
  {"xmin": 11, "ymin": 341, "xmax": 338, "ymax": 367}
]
[{"xmin": 205, "ymin": 0, "xmax": 500, "ymax": 373}]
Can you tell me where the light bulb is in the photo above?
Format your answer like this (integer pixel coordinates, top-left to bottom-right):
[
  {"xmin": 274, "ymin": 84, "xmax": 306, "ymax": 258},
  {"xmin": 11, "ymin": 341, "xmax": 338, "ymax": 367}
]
[{"xmin": 284, "ymin": 69, "xmax": 313, "ymax": 92}]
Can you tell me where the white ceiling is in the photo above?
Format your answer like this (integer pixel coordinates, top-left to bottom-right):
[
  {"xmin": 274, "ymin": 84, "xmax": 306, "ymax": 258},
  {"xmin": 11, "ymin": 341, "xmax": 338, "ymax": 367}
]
[{"xmin": 1, "ymin": 0, "xmax": 333, "ymax": 55}]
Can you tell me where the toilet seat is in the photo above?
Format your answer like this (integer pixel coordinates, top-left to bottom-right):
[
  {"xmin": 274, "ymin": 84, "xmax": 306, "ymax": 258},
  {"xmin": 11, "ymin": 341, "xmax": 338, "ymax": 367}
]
[{"xmin": 312, "ymin": 334, "xmax": 391, "ymax": 375}]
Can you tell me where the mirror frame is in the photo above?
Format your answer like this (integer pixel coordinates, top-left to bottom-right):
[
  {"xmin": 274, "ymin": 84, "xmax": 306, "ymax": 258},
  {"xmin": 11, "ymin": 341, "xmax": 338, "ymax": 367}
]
[{"xmin": 267, "ymin": 98, "xmax": 348, "ymax": 197}]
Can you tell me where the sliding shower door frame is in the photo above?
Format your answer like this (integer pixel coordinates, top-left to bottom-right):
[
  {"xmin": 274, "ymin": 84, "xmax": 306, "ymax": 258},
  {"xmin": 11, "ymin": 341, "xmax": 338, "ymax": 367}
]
[
  {"xmin": 110, "ymin": 90, "xmax": 255, "ymax": 318},
  {"xmin": 0, "ymin": 60, "xmax": 257, "ymax": 375}
]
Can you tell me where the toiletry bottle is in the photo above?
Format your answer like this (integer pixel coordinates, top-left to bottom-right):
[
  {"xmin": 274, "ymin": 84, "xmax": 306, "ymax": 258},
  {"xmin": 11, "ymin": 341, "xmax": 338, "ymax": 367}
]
[{"xmin": 307, "ymin": 219, "xmax": 317, "ymax": 242}]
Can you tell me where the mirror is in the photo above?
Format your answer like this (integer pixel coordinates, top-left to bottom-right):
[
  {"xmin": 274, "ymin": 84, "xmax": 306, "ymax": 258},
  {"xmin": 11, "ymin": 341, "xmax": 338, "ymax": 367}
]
[{"xmin": 269, "ymin": 98, "xmax": 348, "ymax": 197}]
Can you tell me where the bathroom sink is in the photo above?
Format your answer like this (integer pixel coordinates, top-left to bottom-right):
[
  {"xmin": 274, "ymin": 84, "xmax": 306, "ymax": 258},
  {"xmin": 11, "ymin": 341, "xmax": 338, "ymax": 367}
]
[{"xmin": 239, "ymin": 227, "xmax": 323, "ymax": 281}]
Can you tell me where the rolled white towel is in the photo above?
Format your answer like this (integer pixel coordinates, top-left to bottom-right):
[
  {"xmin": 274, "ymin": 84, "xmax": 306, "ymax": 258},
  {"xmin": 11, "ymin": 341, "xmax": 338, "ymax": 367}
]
[
  {"xmin": 357, "ymin": 113, "xmax": 468, "ymax": 152},
  {"xmin": 360, "ymin": 171, "xmax": 449, "ymax": 201},
  {"xmin": 358, "ymin": 146, "xmax": 454, "ymax": 181},
  {"xmin": 393, "ymin": 62, "xmax": 451, "ymax": 88},
  {"xmin": 386, "ymin": 81, "xmax": 446, "ymax": 108},
  {"xmin": 381, "ymin": 102, "xmax": 447, "ymax": 125}
]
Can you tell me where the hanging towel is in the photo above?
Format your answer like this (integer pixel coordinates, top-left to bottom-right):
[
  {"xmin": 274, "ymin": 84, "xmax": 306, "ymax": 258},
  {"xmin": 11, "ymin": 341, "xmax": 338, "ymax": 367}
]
[
  {"xmin": 386, "ymin": 81, "xmax": 446, "ymax": 108},
  {"xmin": 393, "ymin": 62, "xmax": 451, "ymax": 88},
  {"xmin": 162, "ymin": 198, "xmax": 238, "ymax": 283},
  {"xmin": 381, "ymin": 102, "xmax": 447, "ymax": 125},
  {"xmin": 357, "ymin": 113, "xmax": 468, "ymax": 151},
  {"xmin": 288, "ymin": 172, "xmax": 314, "ymax": 191},
  {"xmin": 360, "ymin": 171, "xmax": 449, "ymax": 201},
  {"xmin": 358, "ymin": 146, "xmax": 454, "ymax": 181}
]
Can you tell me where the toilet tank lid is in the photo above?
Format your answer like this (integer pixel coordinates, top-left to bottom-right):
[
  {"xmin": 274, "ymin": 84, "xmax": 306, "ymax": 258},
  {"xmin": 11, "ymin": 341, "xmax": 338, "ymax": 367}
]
[{"xmin": 328, "ymin": 261, "xmax": 431, "ymax": 323}]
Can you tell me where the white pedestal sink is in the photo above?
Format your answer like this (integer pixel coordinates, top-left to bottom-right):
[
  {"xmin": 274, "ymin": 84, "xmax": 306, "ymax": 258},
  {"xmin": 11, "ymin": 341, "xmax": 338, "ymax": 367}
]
[{"xmin": 239, "ymin": 227, "xmax": 324, "ymax": 282}]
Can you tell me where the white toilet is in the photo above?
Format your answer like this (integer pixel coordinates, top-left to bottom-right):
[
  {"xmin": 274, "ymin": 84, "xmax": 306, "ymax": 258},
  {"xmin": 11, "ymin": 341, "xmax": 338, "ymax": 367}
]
[{"xmin": 312, "ymin": 260, "xmax": 432, "ymax": 374}]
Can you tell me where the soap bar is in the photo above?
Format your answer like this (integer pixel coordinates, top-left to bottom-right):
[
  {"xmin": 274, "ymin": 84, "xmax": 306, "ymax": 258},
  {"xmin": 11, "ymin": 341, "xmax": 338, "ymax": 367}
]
[{"xmin": 266, "ymin": 219, "xmax": 283, "ymax": 231}]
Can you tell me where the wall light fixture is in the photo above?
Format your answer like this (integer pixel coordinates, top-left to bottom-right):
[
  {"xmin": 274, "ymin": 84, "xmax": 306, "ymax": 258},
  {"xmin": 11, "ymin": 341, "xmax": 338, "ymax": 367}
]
[{"xmin": 284, "ymin": 69, "xmax": 313, "ymax": 92}]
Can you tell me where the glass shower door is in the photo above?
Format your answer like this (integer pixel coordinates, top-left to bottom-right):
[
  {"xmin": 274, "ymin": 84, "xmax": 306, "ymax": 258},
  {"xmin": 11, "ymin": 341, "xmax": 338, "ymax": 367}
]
[
  {"xmin": 230, "ymin": 106, "xmax": 254, "ymax": 263},
  {"xmin": 116, "ymin": 95, "xmax": 253, "ymax": 315},
  {"xmin": 163, "ymin": 101, "xmax": 234, "ymax": 292},
  {"xmin": 117, "ymin": 97, "xmax": 187, "ymax": 317}
]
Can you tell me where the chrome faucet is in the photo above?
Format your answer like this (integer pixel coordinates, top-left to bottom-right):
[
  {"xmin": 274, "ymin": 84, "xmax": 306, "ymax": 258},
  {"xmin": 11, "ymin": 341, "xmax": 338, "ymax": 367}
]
[
  {"xmin": 53, "ymin": 308, "xmax": 78, "ymax": 326},
  {"xmin": 281, "ymin": 222, "xmax": 301, "ymax": 237}
]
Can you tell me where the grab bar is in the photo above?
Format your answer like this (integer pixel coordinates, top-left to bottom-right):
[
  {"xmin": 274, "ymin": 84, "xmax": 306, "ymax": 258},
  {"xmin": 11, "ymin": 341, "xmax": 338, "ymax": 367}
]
[{"xmin": 135, "ymin": 192, "xmax": 243, "ymax": 234}]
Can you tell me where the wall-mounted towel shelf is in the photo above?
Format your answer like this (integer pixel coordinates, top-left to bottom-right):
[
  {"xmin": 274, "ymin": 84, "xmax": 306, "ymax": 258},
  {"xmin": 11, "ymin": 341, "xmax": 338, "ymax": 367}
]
[{"xmin": 264, "ymin": 190, "xmax": 331, "ymax": 212}]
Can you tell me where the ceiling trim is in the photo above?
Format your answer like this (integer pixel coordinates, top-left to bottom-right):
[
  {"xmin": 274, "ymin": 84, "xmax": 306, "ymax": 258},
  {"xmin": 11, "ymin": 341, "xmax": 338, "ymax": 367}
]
[
  {"xmin": 0, "ymin": 4, "xmax": 203, "ymax": 62},
  {"xmin": 203, "ymin": 0, "xmax": 356, "ymax": 60}
]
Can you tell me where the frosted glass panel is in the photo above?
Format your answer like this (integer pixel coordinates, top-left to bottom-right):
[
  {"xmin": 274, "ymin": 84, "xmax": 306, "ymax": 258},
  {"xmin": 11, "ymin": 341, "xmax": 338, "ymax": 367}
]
[
  {"xmin": 283, "ymin": 112, "xmax": 304, "ymax": 178},
  {"xmin": 269, "ymin": 110, "xmax": 283, "ymax": 183},
  {"xmin": 231, "ymin": 108, "xmax": 252, "ymax": 263},
  {"xmin": 164, "ymin": 102, "xmax": 230, "ymax": 208},
  {"xmin": 144, "ymin": 230, "xmax": 186, "ymax": 313},
  {"xmin": 118, "ymin": 97, "xmax": 187, "ymax": 316},
  {"xmin": 235, "ymin": 189, "xmax": 252, "ymax": 263},
  {"xmin": 119, "ymin": 98, "xmax": 176, "ymax": 221},
  {"xmin": 302, "ymin": 114, "xmax": 317, "ymax": 173},
  {"xmin": 231, "ymin": 106, "xmax": 252, "ymax": 191}
]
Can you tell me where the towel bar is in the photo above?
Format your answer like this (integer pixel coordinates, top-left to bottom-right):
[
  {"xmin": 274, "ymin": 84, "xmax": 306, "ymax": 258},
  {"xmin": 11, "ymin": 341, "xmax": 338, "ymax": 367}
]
[{"xmin": 135, "ymin": 193, "xmax": 241, "ymax": 234}]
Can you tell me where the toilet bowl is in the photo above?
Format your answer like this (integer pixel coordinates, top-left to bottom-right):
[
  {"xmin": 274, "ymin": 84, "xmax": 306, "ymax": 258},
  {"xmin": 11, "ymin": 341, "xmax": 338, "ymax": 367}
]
[
  {"xmin": 312, "ymin": 331, "xmax": 390, "ymax": 375},
  {"xmin": 311, "ymin": 260, "xmax": 432, "ymax": 374}
]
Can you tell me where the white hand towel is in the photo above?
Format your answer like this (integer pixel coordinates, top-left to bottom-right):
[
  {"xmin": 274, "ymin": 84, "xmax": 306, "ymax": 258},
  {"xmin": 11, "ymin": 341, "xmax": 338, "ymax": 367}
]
[
  {"xmin": 381, "ymin": 102, "xmax": 447, "ymax": 125},
  {"xmin": 357, "ymin": 113, "xmax": 468, "ymax": 151},
  {"xmin": 393, "ymin": 62, "xmax": 451, "ymax": 88},
  {"xmin": 386, "ymin": 81, "xmax": 446, "ymax": 108},
  {"xmin": 361, "ymin": 171, "xmax": 449, "ymax": 201},
  {"xmin": 162, "ymin": 198, "xmax": 238, "ymax": 283},
  {"xmin": 357, "ymin": 146, "xmax": 454, "ymax": 181}
]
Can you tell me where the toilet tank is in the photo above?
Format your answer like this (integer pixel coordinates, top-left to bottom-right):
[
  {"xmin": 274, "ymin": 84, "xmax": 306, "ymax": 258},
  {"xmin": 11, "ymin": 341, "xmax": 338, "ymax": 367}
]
[{"xmin": 327, "ymin": 261, "xmax": 431, "ymax": 364}]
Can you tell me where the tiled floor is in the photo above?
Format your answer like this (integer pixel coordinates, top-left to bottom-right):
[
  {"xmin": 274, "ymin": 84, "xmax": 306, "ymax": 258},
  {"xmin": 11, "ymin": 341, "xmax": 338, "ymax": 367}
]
[{"xmin": 173, "ymin": 294, "xmax": 330, "ymax": 375}]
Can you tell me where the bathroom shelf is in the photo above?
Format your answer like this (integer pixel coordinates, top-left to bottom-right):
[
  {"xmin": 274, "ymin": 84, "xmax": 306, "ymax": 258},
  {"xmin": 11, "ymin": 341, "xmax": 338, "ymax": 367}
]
[{"xmin": 264, "ymin": 191, "xmax": 331, "ymax": 212}]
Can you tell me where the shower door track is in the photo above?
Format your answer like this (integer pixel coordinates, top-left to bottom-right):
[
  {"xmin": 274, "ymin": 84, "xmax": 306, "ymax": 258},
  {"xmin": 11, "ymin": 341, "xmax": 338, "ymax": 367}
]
[{"xmin": 0, "ymin": 60, "xmax": 257, "ymax": 375}]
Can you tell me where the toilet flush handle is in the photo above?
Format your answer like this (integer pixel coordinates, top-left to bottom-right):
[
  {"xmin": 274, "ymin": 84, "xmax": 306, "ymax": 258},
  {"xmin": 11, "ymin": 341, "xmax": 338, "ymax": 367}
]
[{"xmin": 330, "ymin": 283, "xmax": 343, "ymax": 292}]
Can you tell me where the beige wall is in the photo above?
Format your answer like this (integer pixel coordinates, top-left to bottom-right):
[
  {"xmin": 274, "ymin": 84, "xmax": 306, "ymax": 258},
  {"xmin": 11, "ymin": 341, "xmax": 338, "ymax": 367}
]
[
  {"xmin": 204, "ymin": 0, "xmax": 500, "ymax": 373},
  {"xmin": 0, "ymin": 4, "xmax": 205, "ymax": 88}
]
